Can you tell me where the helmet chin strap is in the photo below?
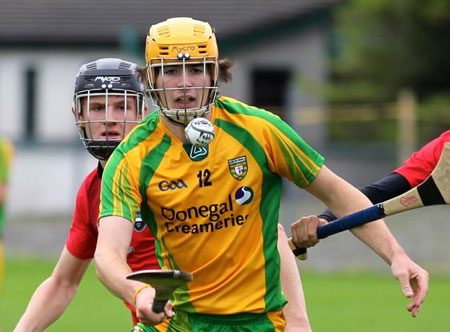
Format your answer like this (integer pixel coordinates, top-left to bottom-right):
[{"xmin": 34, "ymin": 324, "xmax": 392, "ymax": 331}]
[
  {"xmin": 85, "ymin": 140, "xmax": 120, "ymax": 160},
  {"xmin": 163, "ymin": 115, "xmax": 189, "ymax": 127},
  {"xmin": 159, "ymin": 104, "xmax": 211, "ymax": 127}
]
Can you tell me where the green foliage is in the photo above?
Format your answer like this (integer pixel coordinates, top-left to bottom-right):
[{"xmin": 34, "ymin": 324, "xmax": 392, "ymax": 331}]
[
  {"xmin": 417, "ymin": 94, "xmax": 450, "ymax": 141},
  {"xmin": 318, "ymin": 0, "xmax": 450, "ymax": 143},
  {"xmin": 330, "ymin": 0, "xmax": 450, "ymax": 103}
]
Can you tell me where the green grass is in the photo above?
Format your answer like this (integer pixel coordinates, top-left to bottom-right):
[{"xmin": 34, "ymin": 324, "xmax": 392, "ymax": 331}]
[
  {"xmin": 2, "ymin": 258, "xmax": 450, "ymax": 331},
  {"xmin": 302, "ymin": 270, "xmax": 450, "ymax": 332},
  {"xmin": 1, "ymin": 258, "xmax": 131, "ymax": 332}
]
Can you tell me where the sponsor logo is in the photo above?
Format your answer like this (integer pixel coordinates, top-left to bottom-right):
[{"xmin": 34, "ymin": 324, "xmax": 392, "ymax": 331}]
[
  {"xmin": 133, "ymin": 211, "xmax": 146, "ymax": 232},
  {"xmin": 158, "ymin": 179, "xmax": 188, "ymax": 191},
  {"xmin": 228, "ymin": 156, "xmax": 248, "ymax": 180},
  {"xmin": 400, "ymin": 195, "xmax": 419, "ymax": 207},
  {"xmin": 160, "ymin": 187, "xmax": 254, "ymax": 234},
  {"xmin": 184, "ymin": 144, "xmax": 209, "ymax": 161},
  {"xmin": 235, "ymin": 186, "xmax": 254, "ymax": 205}
]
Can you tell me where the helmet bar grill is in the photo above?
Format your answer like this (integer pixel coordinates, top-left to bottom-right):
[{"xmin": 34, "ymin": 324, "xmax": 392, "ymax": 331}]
[
  {"xmin": 147, "ymin": 55, "xmax": 218, "ymax": 126},
  {"xmin": 73, "ymin": 90, "xmax": 144, "ymax": 160}
]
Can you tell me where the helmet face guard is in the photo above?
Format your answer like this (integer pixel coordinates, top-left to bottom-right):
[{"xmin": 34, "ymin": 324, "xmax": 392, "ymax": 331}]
[
  {"xmin": 147, "ymin": 54, "xmax": 218, "ymax": 126},
  {"xmin": 145, "ymin": 17, "xmax": 219, "ymax": 126},
  {"xmin": 72, "ymin": 58, "xmax": 145, "ymax": 160},
  {"xmin": 73, "ymin": 89, "xmax": 144, "ymax": 160}
]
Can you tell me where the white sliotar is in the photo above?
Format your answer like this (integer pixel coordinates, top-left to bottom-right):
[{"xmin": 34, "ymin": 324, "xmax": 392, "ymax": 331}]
[{"xmin": 184, "ymin": 117, "xmax": 215, "ymax": 147}]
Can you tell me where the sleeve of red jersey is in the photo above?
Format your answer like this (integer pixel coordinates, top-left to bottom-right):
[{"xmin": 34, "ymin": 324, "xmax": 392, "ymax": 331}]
[
  {"xmin": 65, "ymin": 179, "xmax": 99, "ymax": 260},
  {"xmin": 395, "ymin": 131, "xmax": 450, "ymax": 187}
]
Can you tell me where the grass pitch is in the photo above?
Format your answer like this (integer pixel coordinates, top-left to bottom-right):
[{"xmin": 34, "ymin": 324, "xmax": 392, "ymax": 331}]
[
  {"xmin": 2, "ymin": 258, "xmax": 450, "ymax": 331},
  {"xmin": 1, "ymin": 258, "xmax": 131, "ymax": 332}
]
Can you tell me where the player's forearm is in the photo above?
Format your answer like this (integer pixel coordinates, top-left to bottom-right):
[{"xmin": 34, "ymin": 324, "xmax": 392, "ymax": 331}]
[
  {"xmin": 308, "ymin": 167, "xmax": 399, "ymax": 263},
  {"xmin": 95, "ymin": 248, "xmax": 139, "ymax": 304},
  {"xmin": 349, "ymin": 219, "xmax": 406, "ymax": 265},
  {"xmin": 278, "ymin": 225, "xmax": 312, "ymax": 332},
  {"xmin": 14, "ymin": 277, "xmax": 79, "ymax": 332},
  {"xmin": 95, "ymin": 216, "xmax": 143, "ymax": 305},
  {"xmin": 327, "ymin": 182, "xmax": 401, "ymax": 264}
]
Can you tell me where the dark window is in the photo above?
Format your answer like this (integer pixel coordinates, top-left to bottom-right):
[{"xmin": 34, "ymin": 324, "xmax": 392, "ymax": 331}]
[
  {"xmin": 24, "ymin": 67, "xmax": 37, "ymax": 140},
  {"xmin": 251, "ymin": 68, "xmax": 290, "ymax": 118}
]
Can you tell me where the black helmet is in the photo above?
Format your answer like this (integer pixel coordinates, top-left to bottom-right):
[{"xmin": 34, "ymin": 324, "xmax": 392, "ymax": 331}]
[{"xmin": 73, "ymin": 58, "xmax": 145, "ymax": 160}]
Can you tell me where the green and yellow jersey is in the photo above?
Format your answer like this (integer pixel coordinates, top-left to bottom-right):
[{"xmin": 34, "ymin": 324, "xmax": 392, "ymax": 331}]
[
  {"xmin": 100, "ymin": 96, "xmax": 324, "ymax": 315},
  {"xmin": 0, "ymin": 136, "xmax": 13, "ymax": 236}
]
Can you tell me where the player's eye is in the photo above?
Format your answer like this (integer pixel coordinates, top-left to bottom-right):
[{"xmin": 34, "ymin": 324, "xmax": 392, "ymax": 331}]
[
  {"xmin": 191, "ymin": 66, "xmax": 205, "ymax": 75},
  {"xmin": 90, "ymin": 105, "xmax": 105, "ymax": 112},
  {"xmin": 164, "ymin": 68, "xmax": 178, "ymax": 76}
]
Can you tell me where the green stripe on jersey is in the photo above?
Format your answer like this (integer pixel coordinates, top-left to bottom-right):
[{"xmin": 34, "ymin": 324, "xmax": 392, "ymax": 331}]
[
  {"xmin": 216, "ymin": 118, "xmax": 285, "ymax": 312},
  {"xmin": 138, "ymin": 133, "xmax": 195, "ymax": 313},
  {"xmin": 101, "ymin": 112, "xmax": 159, "ymax": 221},
  {"xmin": 139, "ymin": 133, "xmax": 171, "ymax": 268},
  {"xmin": 216, "ymin": 97, "xmax": 324, "ymax": 187}
]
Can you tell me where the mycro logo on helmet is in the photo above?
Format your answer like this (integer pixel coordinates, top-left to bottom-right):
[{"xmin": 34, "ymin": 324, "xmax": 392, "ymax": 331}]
[
  {"xmin": 172, "ymin": 46, "xmax": 195, "ymax": 53},
  {"xmin": 158, "ymin": 180, "xmax": 188, "ymax": 191},
  {"xmin": 94, "ymin": 76, "xmax": 121, "ymax": 83}
]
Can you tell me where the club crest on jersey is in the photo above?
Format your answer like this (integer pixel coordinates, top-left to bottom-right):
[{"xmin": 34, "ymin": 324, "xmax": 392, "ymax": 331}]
[
  {"xmin": 134, "ymin": 211, "xmax": 146, "ymax": 232},
  {"xmin": 228, "ymin": 156, "xmax": 248, "ymax": 180}
]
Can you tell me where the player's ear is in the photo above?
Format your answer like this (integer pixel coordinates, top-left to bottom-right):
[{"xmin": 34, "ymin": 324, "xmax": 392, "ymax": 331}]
[
  {"xmin": 73, "ymin": 101, "xmax": 87, "ymax": 124},
  {"xmin": 143, "ymin": 104, "xmax": 149, "ymax": 117}
]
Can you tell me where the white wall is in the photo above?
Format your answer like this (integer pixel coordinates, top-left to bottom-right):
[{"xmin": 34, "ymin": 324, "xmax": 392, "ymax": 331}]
[
  {"xmin": 220, "ymin": 27, "xmax": 328, "ymax": 145},
  {"xmin": 0, "ymin": 49, "xmax": 143, "ymax": 141},
  {"xmin": 0, "ymin": 49, "xmax": 142, "ymax": 215},
  {"xmin": 1, "ymin": 27, "xmax": 328, "ymax": 217},
  {"xmin": 8, "ymin": 147, "xmax": 97, "ymax": 215}
]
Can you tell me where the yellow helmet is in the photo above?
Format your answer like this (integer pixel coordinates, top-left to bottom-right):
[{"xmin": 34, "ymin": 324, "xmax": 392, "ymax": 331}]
[
  {"xmin": 145, "ymin": 17, "xmax": 219, "ymax": 126},
  {"xmin": 146, "ymin": 17, "xmax": 218, "ymax": 64}
]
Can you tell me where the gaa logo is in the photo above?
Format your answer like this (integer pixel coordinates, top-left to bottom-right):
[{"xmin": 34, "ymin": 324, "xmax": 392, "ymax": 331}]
[{"xmin": 158, "ymin": 179, "xmax": 188, "ymax": 191}]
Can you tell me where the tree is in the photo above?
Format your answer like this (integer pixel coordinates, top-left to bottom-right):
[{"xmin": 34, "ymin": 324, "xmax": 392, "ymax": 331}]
[{"xmin": 329, "ymin": 0, "xmax": 450, "ymax": 103}]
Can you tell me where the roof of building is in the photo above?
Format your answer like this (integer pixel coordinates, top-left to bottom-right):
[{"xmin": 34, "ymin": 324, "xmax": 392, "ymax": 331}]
[{"xmin": 0, "ymin": 0, "xmax": 340, "ymax": 47}]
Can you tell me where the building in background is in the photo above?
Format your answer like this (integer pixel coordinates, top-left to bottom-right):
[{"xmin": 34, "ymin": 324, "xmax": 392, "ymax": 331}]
[
  {"xmin": 0, "ymin": 0, "xmax": 340, "ymax": 215},
  {"xmin": 2, "ymin": 1, "xmax": 449, "ymax": 272}
]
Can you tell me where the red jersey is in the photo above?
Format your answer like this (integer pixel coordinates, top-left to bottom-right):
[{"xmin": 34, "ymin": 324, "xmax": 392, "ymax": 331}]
[
  {"xmin": 395, "ymin": 130, "xmax": 450, "ymax": 187},
  {"xmin": 65, "ymin": 166, "xmax": 159, "ymax": 324}
]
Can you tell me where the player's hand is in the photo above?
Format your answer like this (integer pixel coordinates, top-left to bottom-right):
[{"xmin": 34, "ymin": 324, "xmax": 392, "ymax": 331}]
[
  {"xmin": 390, "ymin": 253, "xmax": 429, "ymax": 318},
  {"xmin": 135, "ymin": 286, "xmax": 174, "ymax": 326},
  {"xmin": 291, "ymin": 215, "xmax": 328, "ymax": 249}
]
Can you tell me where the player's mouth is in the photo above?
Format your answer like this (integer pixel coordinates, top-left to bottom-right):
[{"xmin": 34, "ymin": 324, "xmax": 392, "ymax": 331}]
[
  {"xmin": 101, "ymin": 130, "xmax": 122, "ymax": 140},
  {"xmin": 174, "ymin": 95, "xmax": 196, "ymax": 108}
]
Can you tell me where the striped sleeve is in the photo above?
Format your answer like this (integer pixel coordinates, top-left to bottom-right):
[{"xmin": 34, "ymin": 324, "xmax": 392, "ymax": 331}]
[
  {"xmin": 216, "ymin": 97, "xmax": 324, "ymax": 188},
  {"xmin": 99, "ymin": 145, "xmax": 141, "ymax": 224},
  {"xmin": 266, "ymin": 119, "xmax": 324, "ymax": 187}
]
